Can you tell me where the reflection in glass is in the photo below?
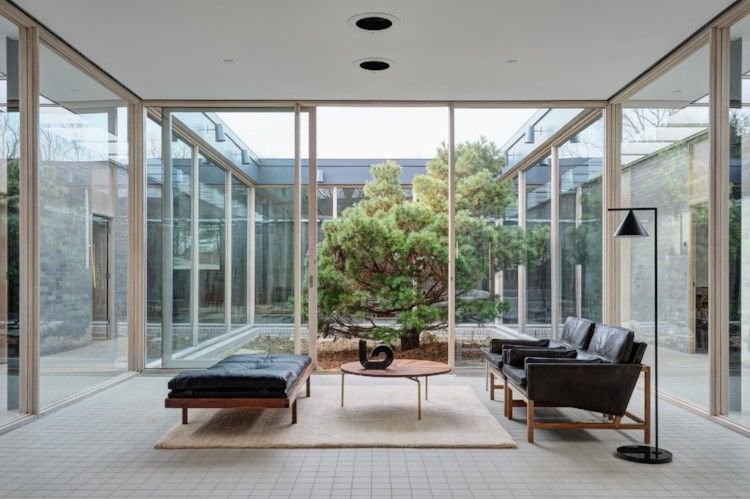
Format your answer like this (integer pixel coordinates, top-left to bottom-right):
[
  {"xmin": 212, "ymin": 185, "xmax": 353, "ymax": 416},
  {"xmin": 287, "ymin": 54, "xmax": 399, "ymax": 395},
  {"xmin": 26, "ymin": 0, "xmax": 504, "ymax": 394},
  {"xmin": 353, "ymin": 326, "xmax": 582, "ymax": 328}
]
[
  {"xmin": 38, "ymin": 43, "xmax": 129, "ymax": 406},
  {"xmin": 0, "ymin": 17, "xmax": 20, "ymax": 422},
  {"xmin": 559, "ymin": 119, "xmax": 603, "ymax": 330},
  {"xmin": 525, "ymin": 159, "xmax": 552, "ymax": 336},
  {"xmin": 620, "ymin": 45, "xmax": 710, "ymax": 408},
  {"xmin": 728, "ymin": 18, "xmax": 750, "ymax": 424}
]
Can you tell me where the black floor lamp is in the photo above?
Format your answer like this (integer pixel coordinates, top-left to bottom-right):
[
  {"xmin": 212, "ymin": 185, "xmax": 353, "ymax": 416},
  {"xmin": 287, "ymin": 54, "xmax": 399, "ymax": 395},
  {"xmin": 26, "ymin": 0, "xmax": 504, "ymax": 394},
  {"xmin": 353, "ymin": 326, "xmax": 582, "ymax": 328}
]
[{"xmin": 609, "ymin": 207, "xmax": 673, "ymax": 464}]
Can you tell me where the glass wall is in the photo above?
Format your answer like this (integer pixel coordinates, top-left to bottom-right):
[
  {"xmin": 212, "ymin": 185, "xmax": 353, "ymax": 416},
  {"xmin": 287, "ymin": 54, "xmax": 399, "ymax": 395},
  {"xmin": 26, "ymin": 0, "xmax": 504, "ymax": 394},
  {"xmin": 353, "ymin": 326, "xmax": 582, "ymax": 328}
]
[
  {"xmin": 558, "ymin": 119, "xmax": 604, "ymax": 329},
  {"xmin": 525, "ymin": 158, "xmax": 552, "ymax": 338},
  {"xmin": 0, "ymin": 16, "xmax": 21, "ymax": 422},
  {"xmin": 728, "ymin": 17, "xmax": 750, "ymax": 425},
  {"xmin": 620, "ymin": 45, "xmax": 710, "ymax": 408},
  {"xmin": 38, "ymin": 43, "xmax": 129, "ymax": 405},
  {"xmin": 148, "ymin": 108, "xmax": 297, "ymax": 367}
]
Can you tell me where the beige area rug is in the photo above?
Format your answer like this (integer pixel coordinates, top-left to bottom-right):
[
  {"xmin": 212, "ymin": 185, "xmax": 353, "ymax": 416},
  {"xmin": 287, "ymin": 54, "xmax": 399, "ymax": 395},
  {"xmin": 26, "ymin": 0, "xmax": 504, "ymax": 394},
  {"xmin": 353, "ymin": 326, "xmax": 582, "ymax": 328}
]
[{"xmin": 155, "ymin": 385, "xmax": 516, "ymax": 449}]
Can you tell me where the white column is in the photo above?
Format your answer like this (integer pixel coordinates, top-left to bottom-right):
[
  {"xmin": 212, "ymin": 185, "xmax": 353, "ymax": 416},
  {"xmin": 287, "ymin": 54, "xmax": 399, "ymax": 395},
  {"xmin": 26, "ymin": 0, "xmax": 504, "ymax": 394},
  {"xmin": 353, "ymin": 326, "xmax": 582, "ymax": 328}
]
[
  {"xmin": 447, "ymin": 104, "xmax": 456, "ymax": 368},
  {"xmin": 293, "ymin": 105, "xmax": 302, "ymax": 354},
  {"xmin": 247, "ymin": 187, "xmax": 255, "ymax": 327},
  {"xmin": 190, "ymin": 145, "xmax": 199, "ymax": 347},
  {"xmin": 19, "ymin": 26, "xmax": 39, "ymax": 413},
  {"xmin": 709, "ymin": 26, "xmax": 731, "ymax": 416},
  {"xmin": 603, "ymin": 103, "xmax": 622, "ymax": 326},
  {"xmin": 517, "ymin": 172, "xmax": 527, "ymax": 336},
  {"xmin": 160, "ymin": 111, "xmax": 174, "ymax": 366},
  {"xmin": 307, "ymin": 108, "xmax": 318, "ymax": 366},
  {"xmin": 550, "ymin": 146, "xmax": 560, "ymax": 338},
  {"xmin": 127, "ymin": 102, "xmax": 145, "ymax": 372}
]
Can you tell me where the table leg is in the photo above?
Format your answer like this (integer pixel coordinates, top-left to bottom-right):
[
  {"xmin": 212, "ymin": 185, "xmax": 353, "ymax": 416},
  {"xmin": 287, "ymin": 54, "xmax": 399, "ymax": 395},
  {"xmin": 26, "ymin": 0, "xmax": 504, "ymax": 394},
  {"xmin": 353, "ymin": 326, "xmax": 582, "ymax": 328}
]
[
  {"xmin": 417, "ymin": 378, "xmax": 421, "ymax": 420},
  {"xmin": 407, "ymin": 376, "xmax": 422, "ymax": 420},
  {"xmin": 425, "ymin": 376, "xmax": 429, "ymax": 401},
  {"xmin": 340, "ymin": 371, "xmax": 345, "ymax": 407}
]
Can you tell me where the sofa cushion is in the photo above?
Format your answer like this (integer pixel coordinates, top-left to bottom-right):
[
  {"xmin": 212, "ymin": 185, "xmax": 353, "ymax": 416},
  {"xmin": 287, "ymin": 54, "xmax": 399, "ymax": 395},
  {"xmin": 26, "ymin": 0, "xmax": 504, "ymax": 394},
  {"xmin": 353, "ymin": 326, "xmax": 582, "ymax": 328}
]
[
  {"xmin": 502, "ymin": 364, "xmax": 527, "ymax": 388},
  {"xmin": 480, "ymin": 347, "xmax": 504, "ymax": 369},
  {"xmin": 586, "ymin": 325, "xmax": 634, "ymax": 363},
  {"xmin": 489, "ymin": 337, "xmax": 548, "ymax": 353},
  {"xmin": 167, "ymin": 354, "xmax": 312, "ymax": 396},
  {"xmin": 503, "ymin": 347, "xmax": 577, "ymax": 367},
  {"xmin": 559, "ymin": 316, "xmax": 596, "ymax": 349}
]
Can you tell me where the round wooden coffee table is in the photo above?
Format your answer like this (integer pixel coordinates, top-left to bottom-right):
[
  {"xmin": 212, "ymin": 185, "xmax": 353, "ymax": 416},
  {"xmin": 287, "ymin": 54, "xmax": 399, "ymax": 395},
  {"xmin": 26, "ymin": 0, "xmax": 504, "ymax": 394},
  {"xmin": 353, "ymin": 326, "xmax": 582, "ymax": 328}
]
[{"xmin": 339, "ymin": 359, "xmax": 452, "ymax": 420}]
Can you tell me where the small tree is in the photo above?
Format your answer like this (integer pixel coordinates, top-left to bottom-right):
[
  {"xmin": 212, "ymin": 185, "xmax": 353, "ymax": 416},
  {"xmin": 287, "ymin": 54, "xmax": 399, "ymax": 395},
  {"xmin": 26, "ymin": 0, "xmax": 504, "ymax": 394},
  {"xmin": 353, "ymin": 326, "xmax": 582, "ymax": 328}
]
[{"xmin": 317, "ymin": 139, "xmax": 546, "ymax": 350}]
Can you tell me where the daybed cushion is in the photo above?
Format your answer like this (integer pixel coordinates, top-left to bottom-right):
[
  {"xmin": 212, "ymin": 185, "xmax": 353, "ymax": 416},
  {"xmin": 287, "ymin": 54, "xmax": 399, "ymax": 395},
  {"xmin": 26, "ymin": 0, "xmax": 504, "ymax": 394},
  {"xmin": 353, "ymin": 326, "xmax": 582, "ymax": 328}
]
[{"xmin": 168, "ymin": 354, "xmax": 311, "ymax": 398}]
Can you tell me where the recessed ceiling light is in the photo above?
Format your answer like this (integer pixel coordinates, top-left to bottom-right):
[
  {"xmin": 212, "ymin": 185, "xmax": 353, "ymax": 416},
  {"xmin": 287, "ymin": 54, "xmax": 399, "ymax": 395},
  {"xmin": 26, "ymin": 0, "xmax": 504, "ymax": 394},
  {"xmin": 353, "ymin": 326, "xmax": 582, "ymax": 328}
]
[
  {"xmin": 356, "ymin": 58, "xmax": 394, "ymax": 72},
  {"xmin": 506, "ymin": 59, "xmax": 518, "ymax": 64},
  {"xmin": 356, "ymin": 16, "xmax": 392, "ymax": 31},
  {"xmin": 70, "ymin": 88, "xmax": 80, "ymax": 92},
  {"xmin": 672, "ymin": 89, "xmax": 682, "ymax": 94},
  {"xmin": 348, "ymin": 12, "xmax": 399, "ymax": 32},
  {"xmin": 223, "ymin": 58, "xmax": 234, "ymax": 64}
]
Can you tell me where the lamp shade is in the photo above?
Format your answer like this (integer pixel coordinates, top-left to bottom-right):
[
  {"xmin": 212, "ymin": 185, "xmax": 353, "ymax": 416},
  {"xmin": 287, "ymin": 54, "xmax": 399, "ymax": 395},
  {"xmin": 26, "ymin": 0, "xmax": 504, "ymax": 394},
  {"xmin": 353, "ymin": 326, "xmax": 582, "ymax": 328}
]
[{"xmin": 613, "ymin": 209, "xmax": 649, "ymax": 237}]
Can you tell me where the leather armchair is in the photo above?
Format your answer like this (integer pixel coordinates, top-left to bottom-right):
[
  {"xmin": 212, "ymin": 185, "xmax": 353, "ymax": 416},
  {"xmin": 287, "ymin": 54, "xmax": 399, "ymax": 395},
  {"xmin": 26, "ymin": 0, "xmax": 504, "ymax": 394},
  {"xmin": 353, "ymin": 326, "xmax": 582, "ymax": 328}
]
[{"xmin": 502, "ymin": 323, "xmax": 650, "ymax": 443}]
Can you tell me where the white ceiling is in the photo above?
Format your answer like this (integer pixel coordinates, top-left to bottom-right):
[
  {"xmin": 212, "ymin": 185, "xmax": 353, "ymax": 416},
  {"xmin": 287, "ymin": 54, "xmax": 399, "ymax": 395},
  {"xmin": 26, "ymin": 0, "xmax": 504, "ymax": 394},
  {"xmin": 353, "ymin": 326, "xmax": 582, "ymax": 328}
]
[{"xmin": 15, "ymin": 0, "xmax": 734, "ymax": 101}]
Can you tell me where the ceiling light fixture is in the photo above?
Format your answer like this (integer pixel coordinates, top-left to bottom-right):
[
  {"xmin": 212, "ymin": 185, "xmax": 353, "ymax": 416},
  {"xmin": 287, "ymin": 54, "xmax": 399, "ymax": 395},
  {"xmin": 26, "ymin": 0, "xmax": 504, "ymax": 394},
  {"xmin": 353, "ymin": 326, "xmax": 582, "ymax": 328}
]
[
  {"xmin": 360, "ymin": 60, "xmax": 389, "ymax": 71},
  {"xmin": 506, "ymin": 59, "xmax": 518, "ymax": 64},
  {"xmin": 223, "ymin": 58, "xmax": 234, "ymax": 64},
  {"xmin": 348, "ymin": 12, "xmax": 399, "ymax": 32}
]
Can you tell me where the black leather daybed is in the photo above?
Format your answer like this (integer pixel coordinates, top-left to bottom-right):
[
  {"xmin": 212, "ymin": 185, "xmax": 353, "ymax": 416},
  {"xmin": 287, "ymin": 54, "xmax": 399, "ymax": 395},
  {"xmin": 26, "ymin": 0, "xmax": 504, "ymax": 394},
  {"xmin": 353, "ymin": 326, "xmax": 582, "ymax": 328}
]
[{"xmin": 165, "ymin": 354, "xmax": 313, "ymax": 424}]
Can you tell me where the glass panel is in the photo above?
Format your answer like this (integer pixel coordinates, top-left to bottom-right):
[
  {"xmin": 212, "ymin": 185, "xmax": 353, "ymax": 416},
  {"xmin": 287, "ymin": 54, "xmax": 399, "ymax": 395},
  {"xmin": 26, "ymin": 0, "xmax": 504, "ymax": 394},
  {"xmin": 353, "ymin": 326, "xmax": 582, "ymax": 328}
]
[
  {"xmin": 253, "ymin": 187, "xmax": 295, "ymax": 353},
  {"xmin": 729, "ymin": 18, "xmax": 750, "ymax": 425},
  {"xmin": 620, "ymin": 45, "xmax": 710, "ymax": 408},
  {"xmin": 145, "ymin": 116, "xmax": 164, "ymax": 366},
  {"xmin": 170, "ymin": 137, "xmax": 192, "ymax": 357},
  {"xmin": 558, "ymin": 118, "xmax": 604, "ymax": 331},
  {"xmin": 502, "ymin": 178, "xmax": 520, "ymax": 327},
  {"xmin": 38, "ymin": 43, "xmax": 129, "ymax": 405},
  {"xmin": 525, "ymin": 159, "xmax": 552, "ymax": 338},
  {"xmin": 0, "ymin": 17, "xmax": 21, "ymax": 421},
  {"xmin": 453, "ymin": 109, "xmax": 545, "ymax": 366},
  {"xmin": 197, "ymin": 155, "xmax": 226, "ymax": 335},
  {"xmin": 231, "ymin": 178, "xmax": 248, "ymax": 329},
  {"xmin": 317, "ymin": 107, "xmax": 448, "ymax": 368}
]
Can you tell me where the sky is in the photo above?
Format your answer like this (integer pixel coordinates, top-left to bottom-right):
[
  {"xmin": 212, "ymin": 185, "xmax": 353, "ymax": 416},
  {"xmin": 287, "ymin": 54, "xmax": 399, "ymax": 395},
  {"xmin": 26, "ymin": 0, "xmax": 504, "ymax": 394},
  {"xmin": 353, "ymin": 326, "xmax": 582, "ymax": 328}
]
[{"xmin": 218, "ymin": 107, "xmax": 537, "ymax": 159}]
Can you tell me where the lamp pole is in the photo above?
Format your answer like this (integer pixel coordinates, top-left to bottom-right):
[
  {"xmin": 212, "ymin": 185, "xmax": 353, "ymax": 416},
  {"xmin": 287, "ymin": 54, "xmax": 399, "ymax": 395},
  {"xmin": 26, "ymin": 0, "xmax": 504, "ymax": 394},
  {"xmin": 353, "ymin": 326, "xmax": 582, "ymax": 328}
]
[{"xmin": 608, "ymin": 207, "xmax": 672, "ymax": 464}]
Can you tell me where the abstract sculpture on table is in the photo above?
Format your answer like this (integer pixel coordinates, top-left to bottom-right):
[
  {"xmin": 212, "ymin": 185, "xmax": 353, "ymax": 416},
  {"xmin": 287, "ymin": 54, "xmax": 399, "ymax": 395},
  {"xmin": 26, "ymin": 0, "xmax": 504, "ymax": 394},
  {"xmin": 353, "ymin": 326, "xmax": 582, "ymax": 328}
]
[{"xmin": 358, "ymin": 340, "xmax": 394, "ymax": 369}]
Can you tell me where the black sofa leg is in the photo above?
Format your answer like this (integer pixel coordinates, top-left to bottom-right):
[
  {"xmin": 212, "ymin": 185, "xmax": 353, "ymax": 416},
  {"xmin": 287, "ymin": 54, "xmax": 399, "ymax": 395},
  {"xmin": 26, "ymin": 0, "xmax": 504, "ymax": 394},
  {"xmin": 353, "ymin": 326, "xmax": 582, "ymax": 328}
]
[
  {"xmin": 182, "ymin": 408, "xmax": 188, "ymax": 425},
  {"xmin": 291, "ymin": 399, "xmax": 298, "ymax": 424},
  {"xmin": 306, "ymin": 376, "xmax": 311, "ymax": 397}
]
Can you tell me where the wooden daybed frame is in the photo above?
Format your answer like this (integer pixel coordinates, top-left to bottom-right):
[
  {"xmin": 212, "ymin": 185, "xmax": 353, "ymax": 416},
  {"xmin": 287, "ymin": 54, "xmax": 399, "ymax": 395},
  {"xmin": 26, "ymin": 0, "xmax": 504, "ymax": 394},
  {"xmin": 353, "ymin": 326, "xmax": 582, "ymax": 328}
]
[{"xmin": 165, "ymin": 361, "xmax": 314, "ymax": 425}]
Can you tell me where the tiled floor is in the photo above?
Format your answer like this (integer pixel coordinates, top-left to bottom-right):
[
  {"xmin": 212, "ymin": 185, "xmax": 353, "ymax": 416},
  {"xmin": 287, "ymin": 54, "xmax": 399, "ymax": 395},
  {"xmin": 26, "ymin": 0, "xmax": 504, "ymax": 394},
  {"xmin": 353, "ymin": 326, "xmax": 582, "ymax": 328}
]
[{"xmin": 0, "ymin": 373, "xmax": 748, "ymax": 498}]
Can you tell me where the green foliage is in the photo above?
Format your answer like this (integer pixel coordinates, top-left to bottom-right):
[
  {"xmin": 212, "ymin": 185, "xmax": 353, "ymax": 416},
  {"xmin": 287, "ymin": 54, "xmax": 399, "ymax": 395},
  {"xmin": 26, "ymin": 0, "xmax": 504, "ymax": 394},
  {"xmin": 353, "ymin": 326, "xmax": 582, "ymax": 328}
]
[{"xmin": 316, "ymin": 139, "xmax": 547, "ymax": 349}]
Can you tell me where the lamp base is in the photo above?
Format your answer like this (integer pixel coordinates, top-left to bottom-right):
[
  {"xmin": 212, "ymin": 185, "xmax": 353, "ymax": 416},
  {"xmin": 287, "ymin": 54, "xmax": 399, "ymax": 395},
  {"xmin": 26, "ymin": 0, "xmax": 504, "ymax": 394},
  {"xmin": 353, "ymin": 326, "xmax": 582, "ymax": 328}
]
[{"xmin": 615, "ymin": 445, "xmax": 673, "ymax": 464}]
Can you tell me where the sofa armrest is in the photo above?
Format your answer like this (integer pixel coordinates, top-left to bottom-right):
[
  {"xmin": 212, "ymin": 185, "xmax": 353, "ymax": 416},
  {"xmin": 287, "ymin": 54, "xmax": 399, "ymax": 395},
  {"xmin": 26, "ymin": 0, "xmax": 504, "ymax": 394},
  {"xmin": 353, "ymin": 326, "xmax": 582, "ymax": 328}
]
[
  {"xmin": 503, "ymin": 347, "xmax": 577, "ymax": 367},
  {"xmin": 489, "ymin": 337, "xmax": 548, "ymax": 354},
  {"xmin": 525, "ymin": 362, "xmax": 642, "ymax": 415}
]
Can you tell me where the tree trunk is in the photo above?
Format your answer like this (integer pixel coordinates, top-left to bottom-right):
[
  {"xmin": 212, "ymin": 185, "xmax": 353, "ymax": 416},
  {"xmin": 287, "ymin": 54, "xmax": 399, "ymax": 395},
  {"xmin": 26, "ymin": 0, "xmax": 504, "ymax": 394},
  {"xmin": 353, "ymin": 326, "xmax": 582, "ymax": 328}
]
[{"xmin": 399, "ymin": 330, "xmax": 421, "ymax": 351}]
